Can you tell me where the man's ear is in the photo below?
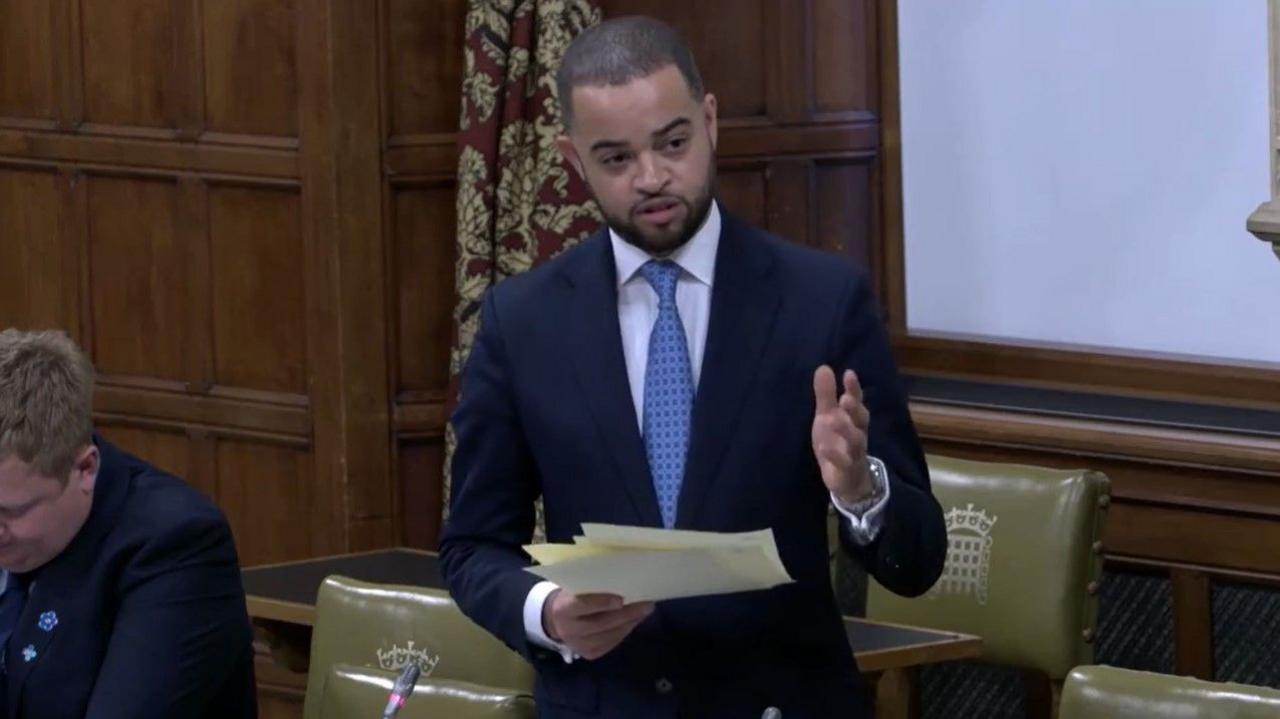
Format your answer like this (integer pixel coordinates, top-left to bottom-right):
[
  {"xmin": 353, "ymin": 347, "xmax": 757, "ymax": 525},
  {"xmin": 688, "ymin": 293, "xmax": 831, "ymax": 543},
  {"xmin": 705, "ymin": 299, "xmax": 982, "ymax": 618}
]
[
  {"xmin": 73, "ymin": 444, "xmax": 99, "ymax": 494},
  {"xmin": 557, "ymin": 136, "xmax": 585, "ymax": 179},
  {"xmin": 703, "ymin": 93, "xmax": 718, "ymax": 150}
]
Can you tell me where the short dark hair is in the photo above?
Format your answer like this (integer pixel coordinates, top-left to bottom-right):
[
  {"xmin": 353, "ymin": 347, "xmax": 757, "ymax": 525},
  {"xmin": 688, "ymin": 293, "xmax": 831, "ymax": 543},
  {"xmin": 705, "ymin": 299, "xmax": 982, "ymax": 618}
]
[{"xmin": 556, "ymin": 16, "xmax": 705, "ymax": 131}]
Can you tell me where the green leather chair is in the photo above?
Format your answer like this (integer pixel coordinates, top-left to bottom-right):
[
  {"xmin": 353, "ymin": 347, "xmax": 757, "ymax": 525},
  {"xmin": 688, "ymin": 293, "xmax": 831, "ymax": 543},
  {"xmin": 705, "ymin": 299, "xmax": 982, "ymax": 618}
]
[
  {"xmin": 303, "ymin": 575, "xmax": 535, "ymax": 719},
  {"xmin": 318, "ymin": 664, "xmax": 535, "ymax": 719},
  {"xmin": 865, "ymin": 455, "xmax": 1110, "ymax": 712},
  {"xmin": 1060, "ymin": 665, "xmax": 1280, "ymax": 718}
]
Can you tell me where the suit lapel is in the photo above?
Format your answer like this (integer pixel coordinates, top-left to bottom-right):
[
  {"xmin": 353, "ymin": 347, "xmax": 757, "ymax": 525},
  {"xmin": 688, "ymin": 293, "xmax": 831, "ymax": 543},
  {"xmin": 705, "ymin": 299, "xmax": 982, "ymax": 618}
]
[
  {"xmin": 564, "ymin": 234, "xmax": 664, "ymax": 528},
  {"xmin": 676, "ymin": 217, "xmax": 781, "ymax": 528},
  {"xmin": 6, "ymin": 590, "xmax": 62, "ymax": 719}
]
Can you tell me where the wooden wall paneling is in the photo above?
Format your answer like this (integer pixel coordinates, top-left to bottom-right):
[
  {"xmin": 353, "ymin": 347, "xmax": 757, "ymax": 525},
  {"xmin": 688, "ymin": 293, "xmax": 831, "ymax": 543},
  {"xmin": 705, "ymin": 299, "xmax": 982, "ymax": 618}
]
[
  {"xmin": 716, "ymin": 162, "xmax": 768, "ymax": 229},
  {"xmin": 0, "ymin": 166, "xmax": 76, "ymax": 331},
  {"xmin": 0, "ymin": 0, "xmax": 56, "ymax": 123},
  {"xmin": 51, "ymin": 0, "xmax": 85, "ymax": 131},
  {"xmin": 815, "ymin": 158, "xmax": 875, "ymax": 268},
  {"xmin": 390, "ymin": 180, "xmax": 457, "ymax": 396},
  {"xmin": 766, "ymin": 160, "xmax": 814, "ymax": 247},
  {"xmin": 96, "ymin": 424, "xmax": 196, "ymax": 489},
  {"xmin": 384, "ymin": 0, "xmax": 466, "ymax": 140},
  {"xmin": 0, "ymin": 130, "xmax": 300, "ymax": 178},
  {"xmin": 598, "ymin": 0, "xmax": 768, "ymax": 120},
  {"xmin": 875, "ymin": 0, "xmax": 905, "ymax": 328},
  {"xmin": 397, "ymin": 438, "xmax": 446, "ymax": 550},
  {"xmin": 202, "ymin": 0, "xmax": 299, "ymax": 140},
  {"xmin": 297, "ymin": 0, "xmax": 394, "ymax": 555},
  {"xmin": 86, "ymin": 173, "xmax": 192, "ymax": 381},
  {"xmin": 217, "ymin": 438, "xmax": 317, "ymax": 566},
  {"xmin": 812, "ymin": 0, "xmax": 876, "ymax": 116},
  {"xmin": 80, "ymin": 0, "xmax": 177, "ymax": 131},
  {"xmin": 177, "ymin": 175, "xmax": 215, "ymax": 393},
  {"xmin": 1171, "ymin": 568, "xmax": 1214, "ymax": 680},
  {"xmin": 764, "ymin": 0, "xmax": 813, "ymax": 122},
  {"xmin": 172, "ymin": 0, "xmax": 206, "ymax": 140},
  {"xmin": 208, "ymin": 183, "xmax": 308, "ymax": 395}
]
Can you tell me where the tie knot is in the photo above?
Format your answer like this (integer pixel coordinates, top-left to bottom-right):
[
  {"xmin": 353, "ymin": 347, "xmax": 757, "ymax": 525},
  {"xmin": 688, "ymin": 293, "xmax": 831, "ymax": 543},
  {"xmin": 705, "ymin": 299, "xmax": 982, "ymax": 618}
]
[{"xmin": 639, "ymin": 260, "xmax": 681, "ymax": 304}]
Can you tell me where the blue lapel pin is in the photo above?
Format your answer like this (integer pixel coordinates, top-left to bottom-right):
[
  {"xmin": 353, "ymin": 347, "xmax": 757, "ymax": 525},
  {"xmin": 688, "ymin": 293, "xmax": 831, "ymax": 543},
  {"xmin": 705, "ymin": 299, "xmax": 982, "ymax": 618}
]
[
  {"xmin": 37, "ymin": 610, "xmax": 58, "ymax": 632},
  {"xmin": 36, "ymin": 606, "xmax": 57, "ymax": 629},
  {"xmin": 21, "ymin": 645, "xmax": 36, "ymax": 663}
]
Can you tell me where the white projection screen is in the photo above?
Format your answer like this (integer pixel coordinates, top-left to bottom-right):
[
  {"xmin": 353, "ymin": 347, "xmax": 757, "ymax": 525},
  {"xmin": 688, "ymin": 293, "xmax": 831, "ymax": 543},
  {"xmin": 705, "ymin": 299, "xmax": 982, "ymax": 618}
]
[{"xmin": 898, "ymin": 0, "xmax": 1280, "ymax": 364}]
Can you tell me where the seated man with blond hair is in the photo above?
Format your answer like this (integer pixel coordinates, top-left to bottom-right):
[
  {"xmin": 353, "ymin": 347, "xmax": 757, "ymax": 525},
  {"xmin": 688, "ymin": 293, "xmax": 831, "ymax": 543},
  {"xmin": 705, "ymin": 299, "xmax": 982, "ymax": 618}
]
[{"xmin": 0, "ymin": 329, "xmax": 257, "ymax": 718}]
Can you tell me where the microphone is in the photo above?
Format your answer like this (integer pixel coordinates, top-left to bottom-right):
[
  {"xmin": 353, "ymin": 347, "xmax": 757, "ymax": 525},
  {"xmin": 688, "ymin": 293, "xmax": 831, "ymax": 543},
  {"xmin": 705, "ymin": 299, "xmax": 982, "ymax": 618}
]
[
  {"xmin": 761, "ymin": 708, "xmax": 782, "ymax": 719},
  {"xmin": 381, "ymin": 663, "xmax": 421, "ymax": 719}
]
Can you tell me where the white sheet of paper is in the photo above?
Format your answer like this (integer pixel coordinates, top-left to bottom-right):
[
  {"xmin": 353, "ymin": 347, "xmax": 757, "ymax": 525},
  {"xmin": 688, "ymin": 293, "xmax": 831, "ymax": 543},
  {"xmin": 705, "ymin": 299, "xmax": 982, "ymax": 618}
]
[{"xmin": 524, "ymin": 525, "xmax": 794, "ymax": 603}]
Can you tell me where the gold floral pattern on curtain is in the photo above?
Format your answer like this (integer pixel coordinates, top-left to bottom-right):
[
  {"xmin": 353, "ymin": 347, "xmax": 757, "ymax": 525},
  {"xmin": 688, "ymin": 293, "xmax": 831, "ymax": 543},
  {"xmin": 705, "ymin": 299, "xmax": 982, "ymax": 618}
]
[{"xmin": 446, "ymin": 0, "xmax": 603, "ymax": 520}]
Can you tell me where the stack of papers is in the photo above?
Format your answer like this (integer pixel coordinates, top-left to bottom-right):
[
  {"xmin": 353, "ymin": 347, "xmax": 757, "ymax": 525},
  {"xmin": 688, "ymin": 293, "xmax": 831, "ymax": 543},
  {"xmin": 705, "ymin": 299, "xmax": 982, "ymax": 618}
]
[{"xmin": 523, "ymin": 523, "xmax": 795, "ymax": 603}]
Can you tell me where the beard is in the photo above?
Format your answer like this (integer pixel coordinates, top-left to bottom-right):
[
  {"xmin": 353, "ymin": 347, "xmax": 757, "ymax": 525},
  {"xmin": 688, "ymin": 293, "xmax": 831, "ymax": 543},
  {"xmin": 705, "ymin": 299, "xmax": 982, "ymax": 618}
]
[{"xmin": 603, "ymin": 158, "xmax": 717, "ymax": 257}]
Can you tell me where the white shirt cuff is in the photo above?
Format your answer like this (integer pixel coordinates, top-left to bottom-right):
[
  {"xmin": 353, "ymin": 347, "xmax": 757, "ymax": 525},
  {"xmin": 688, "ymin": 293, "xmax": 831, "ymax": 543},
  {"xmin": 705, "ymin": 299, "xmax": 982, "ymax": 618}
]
[
  {"xmin": 830, "ymin": 455, "xmax": 891, "ymax": 545},
  {"xmin": 523, "ymin": 580, "xmax": 577, "ymax": 663}
]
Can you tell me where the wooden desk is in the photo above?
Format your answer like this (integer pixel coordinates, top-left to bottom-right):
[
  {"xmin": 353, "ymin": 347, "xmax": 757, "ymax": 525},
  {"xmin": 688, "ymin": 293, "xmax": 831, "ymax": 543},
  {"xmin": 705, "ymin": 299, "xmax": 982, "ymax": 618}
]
[{"xmin": 244, "ymin": 548, "xmax": 981, "ymax": 718}]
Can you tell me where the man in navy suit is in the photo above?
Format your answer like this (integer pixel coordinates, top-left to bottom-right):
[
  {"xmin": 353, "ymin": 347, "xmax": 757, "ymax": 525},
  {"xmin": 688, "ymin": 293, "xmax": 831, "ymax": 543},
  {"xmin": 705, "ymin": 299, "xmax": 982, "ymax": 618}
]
[
  {"xmin": 441, "ymin": 16, "xmax": 946, "ymax": 718},
  {"xmin": 0, "ymin": 329, "xmax": 256, "ymax": 718}
]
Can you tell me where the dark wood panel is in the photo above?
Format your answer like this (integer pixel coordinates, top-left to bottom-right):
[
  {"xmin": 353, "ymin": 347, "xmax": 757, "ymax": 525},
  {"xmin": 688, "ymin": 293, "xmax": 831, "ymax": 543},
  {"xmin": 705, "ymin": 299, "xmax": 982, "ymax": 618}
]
[
  {"xmin": 86, "ymin": 174, "xmax": 191, "ymax": 381},
  {"xmin": 391, "ymin": 183, "xmax": 456, "ymax": 393},
  {"xmin": 0, "ymin": 130, "xmax": 299, "ymax": 177},
  {"xmin": 398, "ymin": 438, "xmax": 445, "ymax": 550},
  {"xmin": 218, "ymin": 439, "xmax": 316, "ymax": 566},
  {"xmin": 813, "ymin": 0, "xmax": 876, "ymax": 114},
  {"xmin": 94, "ymin": 382, "xmax": 309, "ymax": 437},
  {"xmin": 384, "ymin": 0, "xmax": 466, "ymax": 137},
  {"xmin": 97, "ymin": 425, "xmax": 200, "ymax": 493},
  {"xmin": 1171, "ymin": 569, "xmax": 1214, "ymax": 680},
  {"xmin": 900, "ymin": 335, "xmax": 1280, "ymax": 412},
  {"xmin": 203, "ymin": 0, "xmax": 299, "ymax": 137},
  {"xmin": 716, "ymin": 163, "xmax": 766, "ymax": 228},
  {"xmin": 298, "ymin": 0, "xmax": 393, "ymax": 546},
  {"xmin": 0, "ymin": 0, "xmax": 55, "ymax": 120},
  {"xmin": 815, "ymin": 158, "xmax": 873, "ymax": 268},
  {"xmin": 598, "ymin": 0, "xmax": 767, "ymax": 118},
  {"xmin": 0, "ymin": 167, "xmax": 77, "ymax": 332},
  {"xmin": 209, "ymin": 184, "xmax": 308, "ymax": 394},
  {"xmin": 912, "ymin": 402, "xmax": 1280, "ymax": 478},
  {"xmin": 392, "ymin": 400, "xmax": 447, "ymax": 436},
  {"xmin": 81, "ymin": 0, "xmax": 176, "ymax": 128},
  {"xmin": 1106, "ymin": 503, "xmax": 1280, "ymax": 577}
]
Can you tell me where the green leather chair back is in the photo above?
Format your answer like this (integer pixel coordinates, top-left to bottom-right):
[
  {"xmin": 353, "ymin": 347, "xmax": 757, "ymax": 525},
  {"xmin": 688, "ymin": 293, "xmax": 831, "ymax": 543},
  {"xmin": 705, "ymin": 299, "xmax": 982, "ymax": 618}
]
[
  {"xmin": 1060, "ymin": 665, "xmax": 1280, "ymax": 718},
  {"xmin": 318, "ymin": 664, "xmax": 536, "ymax": 719},
  {"xmin": 303, "ymin": 575, "xmax": 535, "ymax": 719},
  {"xmin": 867, "ymin": 455, "xmax": 1110, "ymax": 679}
]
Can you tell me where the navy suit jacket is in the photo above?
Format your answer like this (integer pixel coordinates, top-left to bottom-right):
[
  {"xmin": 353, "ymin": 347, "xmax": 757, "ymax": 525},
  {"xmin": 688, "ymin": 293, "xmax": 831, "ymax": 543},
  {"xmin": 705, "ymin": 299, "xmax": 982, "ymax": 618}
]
[
  {"xmin": 441, "ymin": 214, "xmax": 946, "ymax": 718},
  {"xmin": 4, "ymin": 438, "xmax": 257, "ymax": 719}
]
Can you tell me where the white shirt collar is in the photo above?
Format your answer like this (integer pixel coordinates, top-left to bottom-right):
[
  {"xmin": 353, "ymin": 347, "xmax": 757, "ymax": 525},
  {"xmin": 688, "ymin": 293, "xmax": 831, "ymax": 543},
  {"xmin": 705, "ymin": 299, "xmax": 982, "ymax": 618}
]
[{"xmin": 610, "ymin": 201, "xmax": 721, "ymax": 288}]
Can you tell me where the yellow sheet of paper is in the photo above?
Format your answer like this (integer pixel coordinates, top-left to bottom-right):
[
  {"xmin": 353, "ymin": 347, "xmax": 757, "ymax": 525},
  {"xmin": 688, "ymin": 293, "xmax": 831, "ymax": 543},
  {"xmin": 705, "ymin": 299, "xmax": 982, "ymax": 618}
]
[
  {"xmin": 523, "ymin": 542, "xmax": 634, "ymax": 566},
  {"xmin": 524, "ymin": 524, "xmax": 794, "ymax": 603}
]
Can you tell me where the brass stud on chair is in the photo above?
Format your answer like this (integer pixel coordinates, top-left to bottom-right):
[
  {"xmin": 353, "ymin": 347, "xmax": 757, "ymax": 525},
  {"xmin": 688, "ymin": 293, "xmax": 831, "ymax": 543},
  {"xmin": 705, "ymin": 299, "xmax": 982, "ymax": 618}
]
[
  {"xmin": 1082, "ymin": 628, "xmax": 1096, "ymax": 643},
  {"xmin": 1087, "ymin": 581, "xmax": 1100, "ymax": 595},
  {"xmin": 1092, "ymin": 540, "xmax": 1104, "ymax": 555},
  {"xmin": 1097, "ymin": 495, "xmax": 1111, "ymax": 509}
]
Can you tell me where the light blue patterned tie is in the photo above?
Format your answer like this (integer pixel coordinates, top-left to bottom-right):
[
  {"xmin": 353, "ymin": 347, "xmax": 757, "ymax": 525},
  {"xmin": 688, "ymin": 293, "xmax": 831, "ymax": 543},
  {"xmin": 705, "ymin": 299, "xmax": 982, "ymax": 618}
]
[{"xmin": 640, "ymin": 260, "xmax": 694, "ymax": 528}]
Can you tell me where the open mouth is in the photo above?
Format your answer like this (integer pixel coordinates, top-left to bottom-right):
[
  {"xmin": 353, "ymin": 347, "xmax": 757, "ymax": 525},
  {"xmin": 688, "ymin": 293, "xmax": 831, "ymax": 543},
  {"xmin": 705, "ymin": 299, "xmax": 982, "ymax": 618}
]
[{"xmin": 635, "ymin": 197, "xmax": 683, "ymax": 225}]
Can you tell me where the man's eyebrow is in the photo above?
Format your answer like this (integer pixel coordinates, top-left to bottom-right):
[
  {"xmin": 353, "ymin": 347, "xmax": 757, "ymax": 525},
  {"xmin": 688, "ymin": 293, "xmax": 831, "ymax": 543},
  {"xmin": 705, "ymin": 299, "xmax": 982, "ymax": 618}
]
[
  {"xmin": 652, "ymin": 117, "xmax": 691, "ymax": 137},
  {"xmin": 588, "ymin": 118, "xmax": 692, "ymax": 153},
  {"xmin": 589, "ymin": 138, "xmax": 629, "ymax": 153}
]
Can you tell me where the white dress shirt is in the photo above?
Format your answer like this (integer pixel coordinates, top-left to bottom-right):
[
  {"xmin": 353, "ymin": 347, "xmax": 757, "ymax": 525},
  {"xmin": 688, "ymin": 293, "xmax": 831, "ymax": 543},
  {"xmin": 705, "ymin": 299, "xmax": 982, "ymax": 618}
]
[{"xmin": 522, "ymin": 202, "xmax": 891, "ymax": 660}]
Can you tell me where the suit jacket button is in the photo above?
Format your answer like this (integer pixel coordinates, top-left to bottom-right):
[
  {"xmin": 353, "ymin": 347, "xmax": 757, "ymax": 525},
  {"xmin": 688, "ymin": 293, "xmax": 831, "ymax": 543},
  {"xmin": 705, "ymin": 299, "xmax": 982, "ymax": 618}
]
[{"xmin": 655, "ymin": 677, "xmax": 674, "ymax": 694}]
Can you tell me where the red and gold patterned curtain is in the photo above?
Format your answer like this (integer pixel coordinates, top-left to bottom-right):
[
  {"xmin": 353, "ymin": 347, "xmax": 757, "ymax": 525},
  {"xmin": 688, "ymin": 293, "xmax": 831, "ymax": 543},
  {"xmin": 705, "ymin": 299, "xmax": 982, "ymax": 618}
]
[{"xmin": 446, "ymin": 0, "xmax": 603, "ymax": 513}]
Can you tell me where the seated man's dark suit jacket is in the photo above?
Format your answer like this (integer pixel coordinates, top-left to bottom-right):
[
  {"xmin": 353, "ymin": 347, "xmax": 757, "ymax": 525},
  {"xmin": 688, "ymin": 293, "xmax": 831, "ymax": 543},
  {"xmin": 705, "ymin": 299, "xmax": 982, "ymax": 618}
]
[
  {"xmin": 4, "ymin": 438, "xmax": 257, "ymax": 719},
  {"xmin": 441, "ymin": 213, "xmax": 947, "ymax": 719}
]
